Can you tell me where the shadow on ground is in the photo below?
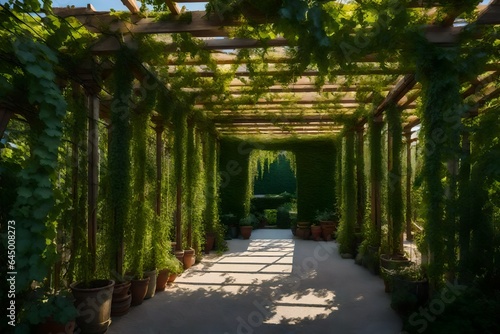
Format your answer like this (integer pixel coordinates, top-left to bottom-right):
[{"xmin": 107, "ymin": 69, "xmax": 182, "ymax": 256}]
[{"xmin": 108, "ymin": 229, "xmax": 401, "ymax": 334}]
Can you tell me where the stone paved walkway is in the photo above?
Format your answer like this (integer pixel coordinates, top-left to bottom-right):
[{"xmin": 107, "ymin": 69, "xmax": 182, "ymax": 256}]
[{"xmin": 108, "ymin": 229, "xmax": 402, "ymax": 334}]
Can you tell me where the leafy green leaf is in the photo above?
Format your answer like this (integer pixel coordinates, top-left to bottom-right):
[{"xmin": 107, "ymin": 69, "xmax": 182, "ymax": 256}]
[{"xmin": 18, "ymin": 186, "xmax": 33, "ymax": 198}]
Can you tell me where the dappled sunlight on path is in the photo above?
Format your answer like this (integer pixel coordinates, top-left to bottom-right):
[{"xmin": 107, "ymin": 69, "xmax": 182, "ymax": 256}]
[{"xmin": 108, "ymin": 229, "xmax": 401, "ymax": 334}]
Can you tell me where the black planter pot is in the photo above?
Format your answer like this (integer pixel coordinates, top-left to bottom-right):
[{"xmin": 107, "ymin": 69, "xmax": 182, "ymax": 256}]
[
  {"xmin": 70, "ymin": 279, "xmax": 114, "ymax": 334},
  {"xmin": 391, "ymin": 277, "xmax": 429, "ymax": 314},
  {"xmin": 380, "ymin": 254, "xmax": 411, "ymax": 292},
  {"xmin": 362, "ymin": 245, "xmax": 380, "ymax": 275}
]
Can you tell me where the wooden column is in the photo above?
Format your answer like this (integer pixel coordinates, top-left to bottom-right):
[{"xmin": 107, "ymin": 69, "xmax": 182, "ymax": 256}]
[
  {"xmin": 0, "ymin": 108, "xmax": 13, "ymax": 139},
  {"xmin": 370, "ymin": 116, "xmax": 383, "ymax": 246},
  {"xmin": 356, "ymin": 124, "xmax": 365, "ymax": 229},
  {"xmin": 175, "ymin": 182, "xmax": 182, "ymax": 251},
  {"xmin": 405, "ymin": 130, "xmax": 413, "ymax": 241},
  {"xmin": 85, "ymin": 85, "xmax": 100, "ymax": 272},
  {"xmin": 155, "ymin": 125, "xmax": 164, "ymax": 216}
]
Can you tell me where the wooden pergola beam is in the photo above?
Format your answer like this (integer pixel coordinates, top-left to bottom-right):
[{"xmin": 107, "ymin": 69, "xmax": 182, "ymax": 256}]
[
  {"xmin": 121, "ymin": 0, "xmax": 140, "ymax": 13},
  {"xmin": 213, "ymin": 117, "xmax": 346, "ymax": 124},
  {"xmin": 476, "ymin": 0, "xmax": 500, "ymax": 25},
  {"xmin": 165, "ymin": 0, "xmax": 181, "ymax": 15}
]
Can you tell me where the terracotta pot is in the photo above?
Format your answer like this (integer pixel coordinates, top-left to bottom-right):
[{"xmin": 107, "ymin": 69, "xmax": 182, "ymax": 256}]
[
  {"xmin": 320, "ymin": 221, "xmax": 337, "ymax": 241},
  {"xmin": 112, "ymin": 281, "xmax": 131, "ymax": 317},
  {"xmin": 174, "ymin": 250, "xmax": 184, "ymax": 263},
  {"xmin": 37, "ymin": 317, "xmax": 75, "ymax": 334},
  {"xmin": 130, "ymin": 277, "xmax": 150, "ymax": 306},
  {"xmin": 311, "ymin": 225, "xmax": 322, "ymax": 241},
  {"xmin": 111, "ymin": 294, "xmax": 131, "ymax": 317},
  {"xmin": 167, "ymin": 273, "xmax": 178, "ymax": 285},
  {"xmin": 205, "ymin": 233, "xmax": 215, "ymax": 253},
  {"xmin": 183, "ymin": 249, "xmax": 195, "ymax": 269},
  {"xmin": 70, "ymin": 279, "xmax": 114, "ymax": 334},
  {"xmin": 296, "ymin": 222, "xmax": 310, "ymax": 240},
  {"xmin": 156, "ymin": 269, "xmax": 170, "ymax": 292},
  {"xmin": 143, "ymin": 269, "xmax": 157, "ymax": 299},
  {"xmin": 240, "ymin": 226, "xmax": 252, "ymax": 240},
  {"xmin": 112, "ymin": 281, "xmax": 131, "ymax": 300}
]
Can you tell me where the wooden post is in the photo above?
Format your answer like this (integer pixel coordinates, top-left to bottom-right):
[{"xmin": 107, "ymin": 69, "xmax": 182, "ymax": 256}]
[
  {"xmin": 356, "ymin": 124, "xmax": 365, "ymax": 230},
  {"xmin": 387, "ymin": 117, "xmax": 394, "ymax": 252},
  {"xmin": 85, "ymin": 86, "xmax": 100, "ymax": 272},
  {"xmin": 370, "ymin": 116, "xmax": 383, "ymax": 246},
  {"xmin": 155, "ymin": 125, "xmax": 164, "ymax": 216},
  {"xmin": 405, "ymin": 130, "xmax": 413, "ymax": 241},
  {"xmin": 175, "ymin": 182, "xmax": 182, "ymax": 251}
]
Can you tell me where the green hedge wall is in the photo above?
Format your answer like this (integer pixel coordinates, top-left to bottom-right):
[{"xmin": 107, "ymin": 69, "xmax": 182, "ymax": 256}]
[
  {"xmin": 218, "ymin": 138, "xmax": 253, "ymax": 220},
  {"xmin": 253, "ymin": 154, "xmax": 297, "ymax": 194}
]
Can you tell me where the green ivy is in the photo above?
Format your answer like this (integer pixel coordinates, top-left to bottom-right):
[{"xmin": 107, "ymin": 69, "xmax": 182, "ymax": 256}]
[
  {"xmin": 416, "ymin": 43, "xmax": 462, "ymax": 287},
  {"xmin": 386, "ymin": 104, "xmax": 404, "ymax": 255},
  {"xmin": 369, "ymin": 116, "xmax": 384, "ymax": 247},
  {"xmin": 108, "ymin": 49, "xmax": 134, "ymax": 276},
  {"xmin": 338, "ymin": 130, "xmax": 356, "ymax": 254}
]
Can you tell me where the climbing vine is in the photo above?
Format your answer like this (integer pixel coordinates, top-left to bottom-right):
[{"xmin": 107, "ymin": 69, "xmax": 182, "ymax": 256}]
[
  {"xmin": 386, "ymin": 104, "xmax": 404, "ymax": 255},
  {"xmin": 338, "ymin": 129, "xmax": 356, "ymax": 254},
  {"xmin": 108, "ymin": 49, "xmax": 134, "ymax": 276},
  {"xmin": 415, "ymin": 42, "xmax": 463, "ymax": 286}
]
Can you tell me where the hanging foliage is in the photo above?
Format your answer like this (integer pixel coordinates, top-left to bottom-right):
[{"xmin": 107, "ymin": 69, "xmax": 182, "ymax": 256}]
[
  {"xmin": 416, "ymin": 42, "xmax": 462, "ymax": 286},
  {"xmin": 386, "ymin": 104, "xmax": 404, "ymax": 255},
  {"xmin": 107, "ymin": 49, "xmax": 134, "ymax": 276},
  {"xmin": 368, "ymin": 116, "xmax": 384, "ymax": 247},
  {"xmin": 338, "ymin": 130, "xmax": 356, "ymax": 254}
]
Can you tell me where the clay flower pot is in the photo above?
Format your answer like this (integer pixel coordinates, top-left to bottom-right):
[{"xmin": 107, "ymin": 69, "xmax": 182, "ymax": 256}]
[
  {"xmin": 130, "ymin": 276, "xmax": 150, "ymax": 306},
  {"xmin": 112, "ymin": 281, "xmax": 131, "ymax": 316},
  {"xmin": 167, "ymin": 273, "xmax": 178, "ymax": 285},
  {"xmin": 239, "ymin": 226, "xmax": 252, "ymax": 240},
  {"xmin": 311, "ymin": 225, "xmax": 322, "ymax": 241},
  {"xmin": 143, "ymin": 269, "xmax": 157, "ymax": 299},
  {"xmin": 183, "ymin": 249, "xmax": 195, "ymax": 269},
  {"xmin": 320, "ymin": 221, "xmax": 337, "ymax": 241},
  {"xmin": 156, "ymin": 269, "xmax": 170, "ymax": 292},
  {"xmin": 205, "ymin": 233, "xmax": 216, "ymax": 253}
]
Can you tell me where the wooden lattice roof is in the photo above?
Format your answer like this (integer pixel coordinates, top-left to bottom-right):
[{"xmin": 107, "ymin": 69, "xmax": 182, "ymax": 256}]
[{"xmin": 53, "ymin": 0, "xmax": 500, "ymax": 137}]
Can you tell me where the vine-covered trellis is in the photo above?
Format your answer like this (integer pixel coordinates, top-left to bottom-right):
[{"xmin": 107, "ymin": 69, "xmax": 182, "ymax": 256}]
[{"xmin": 1, "ymin": 0, "xmax": 499, "ymax": 332}]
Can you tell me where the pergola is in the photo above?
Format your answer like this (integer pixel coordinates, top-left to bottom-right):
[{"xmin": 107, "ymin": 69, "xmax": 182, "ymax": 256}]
[{"xmin": 42, "ymin": 0, "xmax": 500, "ymax": 138}]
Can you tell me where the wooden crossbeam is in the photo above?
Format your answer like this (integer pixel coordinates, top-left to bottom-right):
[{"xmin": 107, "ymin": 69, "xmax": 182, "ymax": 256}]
[
  {"xmin": 165, "ymin": 0, "xmax": 181, "ymax": 15},
  {"xmin": 476, "ymin": 0, "xmax": 500, "ymax": 25},
  {"xmin": 213, "ymin": 116, "xmax": 347, "ymax": 124},
  {"xmin": 121, "ymin": 0, "xmax": 140, "ymax": 13}
]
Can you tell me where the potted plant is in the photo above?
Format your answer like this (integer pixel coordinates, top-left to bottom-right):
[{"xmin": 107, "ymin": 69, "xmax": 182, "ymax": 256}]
[
  {"xmin": 295, "ymin": 222, "xmax": 311, "ymax": 240},
  {"xmin": 183, "ymin": 247, "xmax": 196, "ymax": 269},
  {"xmin": 380, "ymin": 104, "xmax": 409, "ymax": 290},
  {"xmin": 276, "ymin": 205, "xmax": 291, "ymax": 229},
  {"xmin": 70, "ymin": 279, "xmax": 115, "ymax": 333},
  {"xmin": 310, "ymin": 221, "xmax": 323, "ymax": 241},
  {"xmin": 143, "ymin": 255, "xmax": 157, "ymax": 300},
  {"xmin": 166, "ymin": 255, "xmax": 184, "ymax": 285},
  {"xmin": 264, "ymin": 209, "xmax": 277, "ymax": 228},
  {"xmin": 23, "ymin": 289, "xmax": 77, "ymax": 334},
  {"xmin": 358, "ymin": 209, "xmax": 380, "ymax": 275},
  {"xmin": 221, "ymin": 213, "xmax": 238, "ymax": 239},
  {"xmin": 315, "ymin": 209, "xmax": 338, "ymax": 241},
  {"xmin": 111, "ymin": 278, "xmax": 131, "ymax": 317},
  {"xmin": 204, "ymin": 228, "xmax": 216, "ymax": 254},
  {"xmin": 239, "ymin": 214, "xmax": 257, "ymax": 239},
  {"xmin": 389, "ymin": 264, "xmax": 429, "ymax": 314}
]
